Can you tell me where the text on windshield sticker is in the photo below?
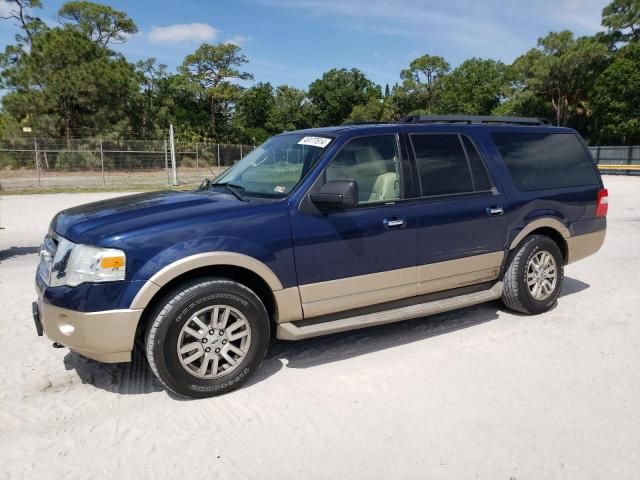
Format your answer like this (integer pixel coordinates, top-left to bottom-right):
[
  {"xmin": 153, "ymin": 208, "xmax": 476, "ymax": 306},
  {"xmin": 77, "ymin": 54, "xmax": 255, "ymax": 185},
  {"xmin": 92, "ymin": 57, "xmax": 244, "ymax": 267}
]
[{"xmin": 298, "ymin": 136, "xmax": 331, "ymax": 148}]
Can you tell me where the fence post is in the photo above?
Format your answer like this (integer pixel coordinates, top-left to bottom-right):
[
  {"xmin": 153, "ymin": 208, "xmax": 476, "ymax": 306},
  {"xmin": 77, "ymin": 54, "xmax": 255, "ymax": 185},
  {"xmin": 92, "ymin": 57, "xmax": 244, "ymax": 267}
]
[
  {"xmin": 100, "ymin": 139, "xmax": 106, "ymax": 187},
  {"xmin": 195, "ymin": 142, "xmax": 199, "ymax": 169},
  {"xmin": 169, "ymin": 124, "xmax": 177, "ymax": 186},
  {"xmin": 594, "ymin": 146, "xmax": 600, "ymax": 165},
  {"xmin": 240, "ymin": 144, "xmax": 243, "ymax": 159},
  {"xmin": 164, "ymin": 139, "xmax": 170, "ymax": 185},
  {"xmin": 34, "ymin": 138, "xmax": 41, "ymax": 188},
  {"xmin": 217, "ymin": 143, "xmax": 221, "ymax": 168},
  {"xmin": 627, "ymin": 145, "xmax": 633, "ymax": 165}
]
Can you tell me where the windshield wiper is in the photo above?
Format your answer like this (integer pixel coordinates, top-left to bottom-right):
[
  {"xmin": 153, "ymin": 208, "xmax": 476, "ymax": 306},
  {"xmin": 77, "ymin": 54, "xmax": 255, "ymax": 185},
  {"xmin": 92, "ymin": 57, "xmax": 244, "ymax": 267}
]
[{"xmin": 211, "ymin": 182, "xmax": 248, "ymax": 202}]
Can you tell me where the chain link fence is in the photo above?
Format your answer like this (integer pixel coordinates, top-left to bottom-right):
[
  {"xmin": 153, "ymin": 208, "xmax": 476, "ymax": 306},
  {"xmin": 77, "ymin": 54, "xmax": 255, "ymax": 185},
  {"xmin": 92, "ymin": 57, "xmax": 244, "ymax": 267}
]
[
  {"xmin": 0, "ymin": 137, "xmax": 638, "ymax": 192},
  {"xmin": 0, "ymin": 136, "xmax": 256, "ymax": 191},
  {"xmin": 589, "ymin": 146, "xmax": 640, "ymax": 175}
]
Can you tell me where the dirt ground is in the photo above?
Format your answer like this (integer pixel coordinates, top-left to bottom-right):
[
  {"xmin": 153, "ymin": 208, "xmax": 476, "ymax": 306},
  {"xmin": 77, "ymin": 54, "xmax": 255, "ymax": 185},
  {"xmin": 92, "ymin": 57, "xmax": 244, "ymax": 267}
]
[
  {"xmin": 0, "ymin": 166, "xmax": 226, "ymax": 191},
  {"xmin": 0, "ymin": 176, "xmax": 638, "ymax": 479}
]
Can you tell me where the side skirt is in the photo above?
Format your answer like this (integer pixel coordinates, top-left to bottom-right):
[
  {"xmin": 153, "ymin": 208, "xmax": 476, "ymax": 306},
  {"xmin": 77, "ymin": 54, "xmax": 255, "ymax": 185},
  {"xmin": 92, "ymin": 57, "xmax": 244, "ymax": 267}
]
[{"xmin": 277, "ymin": 282, "xmax": 503, "ymax": 340}]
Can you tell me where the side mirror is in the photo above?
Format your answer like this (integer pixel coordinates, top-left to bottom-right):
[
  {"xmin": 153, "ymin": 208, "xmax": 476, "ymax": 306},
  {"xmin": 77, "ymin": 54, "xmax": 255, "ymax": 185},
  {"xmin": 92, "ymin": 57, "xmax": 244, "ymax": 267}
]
[{"xmin": 309, "ymin": 181, "xmax": 358, "ymax": 209}]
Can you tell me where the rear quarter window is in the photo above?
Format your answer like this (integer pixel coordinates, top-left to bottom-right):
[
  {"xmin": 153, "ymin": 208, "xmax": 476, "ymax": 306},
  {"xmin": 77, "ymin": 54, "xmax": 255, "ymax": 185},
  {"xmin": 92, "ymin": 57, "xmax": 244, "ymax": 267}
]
[{"xmin": 491, "ymin": 132, "xmax": 599, "ymax": 191}]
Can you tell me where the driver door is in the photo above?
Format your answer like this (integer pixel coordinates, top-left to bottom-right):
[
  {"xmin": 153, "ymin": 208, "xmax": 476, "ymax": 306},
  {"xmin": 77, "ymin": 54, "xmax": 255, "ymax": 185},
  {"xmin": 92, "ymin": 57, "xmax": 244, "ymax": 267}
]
[{"xmin": 290, "ymin": 134, "xmax": 419, "ymax": 319}]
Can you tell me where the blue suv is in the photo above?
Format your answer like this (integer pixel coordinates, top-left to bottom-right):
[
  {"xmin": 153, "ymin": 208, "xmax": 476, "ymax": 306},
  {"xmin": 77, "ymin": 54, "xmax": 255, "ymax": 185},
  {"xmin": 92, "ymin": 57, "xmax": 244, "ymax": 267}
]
[{"xmin": 33, "ymin": 115, "xmax": 608, "ymax": 398}]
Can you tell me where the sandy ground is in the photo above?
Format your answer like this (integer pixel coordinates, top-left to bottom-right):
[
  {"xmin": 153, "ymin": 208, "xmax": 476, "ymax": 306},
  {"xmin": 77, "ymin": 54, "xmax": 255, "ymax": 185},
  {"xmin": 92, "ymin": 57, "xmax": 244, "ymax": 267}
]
[{"xmin": 0, "ymin": 176, "xmax": 639, "ymax": 480}]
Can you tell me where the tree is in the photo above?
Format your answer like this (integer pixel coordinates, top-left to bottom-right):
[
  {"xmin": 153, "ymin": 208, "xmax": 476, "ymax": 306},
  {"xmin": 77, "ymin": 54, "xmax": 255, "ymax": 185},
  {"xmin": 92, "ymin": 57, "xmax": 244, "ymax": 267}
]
[
  {"xmin": 591, "ymin": 42, "xmax": 640, "ymax": 143},
  {"xmin": 58, "ymin": 1, "xmax": 138, "ymax": 48},
  {"xmin": 308, "ymin": 68, "xmax": 380, "ymax": 126},
  {"xmin": 0, "ymin": 0, "xmax": 45, "ymax": 49},
  {"xmin": 267, "ymin": 85, "xmax": 311, "ymax": 133},
  {"xmin": 507, "ymin": 31, "xmax": 609, "ymax": 127},
  {"xmin": 236, "ymin": 82, "xmax": 274, "ymax": 130},
  {"xmin": 1, "ymin": 27, "xmax": 142, "ymax": 144},
  {"xmin": 602, "ymin": 0, "xmax": 640, "ymax": 41},
  {"xmin": 439, "ymin": 58, "xmax": 507, "ymax": 114},
  {"xmin": 399, "ymin": 54, "xmax": 450, "ymax": 113},
  {"xmin": 179, "ymin": 43, "xmax": 253, "ymax": 138},
  {"xmin": 135, "ymin": 58, "xmax": 167, "ymax": 136},
  {"xmin": 348, "ymin": 98, "xmax": 384, "ymax": 122}
]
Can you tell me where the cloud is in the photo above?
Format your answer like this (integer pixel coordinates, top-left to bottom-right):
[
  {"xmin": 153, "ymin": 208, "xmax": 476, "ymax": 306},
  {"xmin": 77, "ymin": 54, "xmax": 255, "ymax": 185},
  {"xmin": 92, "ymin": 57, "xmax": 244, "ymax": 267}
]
[
  {"xmin": 148, "ymin": 23, "xmax": 218, "ymax": 44},
  {"xmin": 258, "ymin": 0, "xmax": 608, "ymax": 66},
  {"xmin": 225, "ymin": 35, "xmax": 250, "ymax": 46},
  {"xmin": 0, "ymin": 0, "xmax": 15, "ymax": 17}
]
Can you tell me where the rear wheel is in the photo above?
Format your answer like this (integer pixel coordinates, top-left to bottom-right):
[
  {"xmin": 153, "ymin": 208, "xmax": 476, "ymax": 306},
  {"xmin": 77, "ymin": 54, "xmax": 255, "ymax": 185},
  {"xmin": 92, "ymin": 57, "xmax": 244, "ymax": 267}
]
[
  {"xmin": 502, "ymin": 235, "xmax": 564, "ymax": 314},
  {"xmin": 145, "ymin": 277, "xmax": 270, "ymax": 398}
]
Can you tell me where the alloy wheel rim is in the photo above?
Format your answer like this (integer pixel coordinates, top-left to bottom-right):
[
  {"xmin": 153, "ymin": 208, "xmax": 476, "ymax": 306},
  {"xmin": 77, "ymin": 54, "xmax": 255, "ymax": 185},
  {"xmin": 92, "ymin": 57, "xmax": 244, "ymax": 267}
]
[
  {"xmin": 177, "ymin": 305, "xmax": 251, "ymax": 379},
  {"xmin": 526, "ymin": 250, "xmax": 558, "ymax": 301}
]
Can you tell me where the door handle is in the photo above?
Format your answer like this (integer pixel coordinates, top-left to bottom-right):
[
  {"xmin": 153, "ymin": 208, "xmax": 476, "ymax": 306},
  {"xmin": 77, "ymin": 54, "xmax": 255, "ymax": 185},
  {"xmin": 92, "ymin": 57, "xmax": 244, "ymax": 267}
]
[
  {"xmin": 383, "ymin": 218, "xmax": 406, "ymax": 229},
  {"xmin": 486, "ymin": 206, "xmax": 504, "ymax": 217}
]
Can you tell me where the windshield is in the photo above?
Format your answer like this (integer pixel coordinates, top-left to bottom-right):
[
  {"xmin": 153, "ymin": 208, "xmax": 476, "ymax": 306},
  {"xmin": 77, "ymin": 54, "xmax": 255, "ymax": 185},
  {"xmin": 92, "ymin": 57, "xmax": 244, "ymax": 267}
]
[{"xmin": 211, "ymin": 134, "xmax": 333, "ymax": 198}]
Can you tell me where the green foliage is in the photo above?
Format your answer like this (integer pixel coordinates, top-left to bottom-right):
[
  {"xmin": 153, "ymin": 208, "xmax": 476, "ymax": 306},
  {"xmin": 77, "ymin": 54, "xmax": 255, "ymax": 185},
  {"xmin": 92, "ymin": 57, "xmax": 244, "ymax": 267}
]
[
  {"xmin": 58, "ymin": 1, "xmax": 137, "ymax": 47},
  {"xmin": 236, "ymin": 82, "xmax": 274, "ymax": 130},
  {"xmin": 348, "ymin": 98, "xmax": 384, "ymax": 123},
  {"xmin": 399, "ymin": 54, "xmax": 450, "ymax": 113},
  {"xmin": 602, "ymin": 0, "xmax": 640, "ymax": 41},
  {"xmin": 0, "ymin": 0, "xmax": 639, "ymax": 147},
  {"xmin": 0, "ymin": 0, "xmax": 46, "ymax": 50},
  {"xmin": 591, "ymin": 42, "xmax": 640, "ymax": 143},
  {"xmin": 1, "ymin": 26, "xmax": 142, "ymax": 140},
  {"xmin": 439, "ymin": 58, "xmax": 507, "ymax": 115},
  {"xmin": 267, "ymin": 85, "xmax": 311, "ymax": 132},
  {"xmin": 506, "ymin": 31, "xmax": 610, "ymax": 127},
  {"xmin": 179, "ymin": 43, "xmax": 253, "ymax": 138},
  {"xmin": 308, "ymin": 68, "xmax": 381, "ymax": 126}
]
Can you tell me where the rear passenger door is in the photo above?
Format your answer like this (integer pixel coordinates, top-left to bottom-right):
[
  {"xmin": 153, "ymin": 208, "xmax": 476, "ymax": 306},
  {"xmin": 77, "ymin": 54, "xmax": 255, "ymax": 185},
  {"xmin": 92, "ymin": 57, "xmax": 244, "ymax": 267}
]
[{"xmin": 408, "ymin": 132, "xmax": 508, "ymax": 295}]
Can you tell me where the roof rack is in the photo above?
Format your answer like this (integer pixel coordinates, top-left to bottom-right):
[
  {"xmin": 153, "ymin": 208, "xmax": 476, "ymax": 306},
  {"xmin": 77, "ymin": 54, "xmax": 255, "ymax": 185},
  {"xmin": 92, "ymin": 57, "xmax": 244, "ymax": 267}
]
[{"xmin": 399, "ymin": 115, "xmax": 551, "ymax": 126}]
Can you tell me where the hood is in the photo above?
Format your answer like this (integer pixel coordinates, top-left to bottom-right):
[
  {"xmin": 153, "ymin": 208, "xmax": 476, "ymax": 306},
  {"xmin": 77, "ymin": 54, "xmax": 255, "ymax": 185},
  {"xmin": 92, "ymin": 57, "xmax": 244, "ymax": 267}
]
[{"xmin": 51, "ymin": 190, "xmax": 254, "ymax": 245}]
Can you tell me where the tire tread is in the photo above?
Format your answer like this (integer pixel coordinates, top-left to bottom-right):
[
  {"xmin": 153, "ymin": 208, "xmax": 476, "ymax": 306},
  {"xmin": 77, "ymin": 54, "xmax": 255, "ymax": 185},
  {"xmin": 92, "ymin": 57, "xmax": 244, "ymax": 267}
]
[
  {"xmin": 502, "ymin": 235, "xmax": 542, "ymax": 314},
  {"xmin": 144, "ymin": 277, "xmax": 268, "ymax": 398}
]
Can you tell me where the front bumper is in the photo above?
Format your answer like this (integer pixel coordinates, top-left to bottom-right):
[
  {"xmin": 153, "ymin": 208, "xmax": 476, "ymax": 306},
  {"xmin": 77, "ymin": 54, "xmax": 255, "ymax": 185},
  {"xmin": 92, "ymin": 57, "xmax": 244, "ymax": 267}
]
[{"xmin": 34, "ymin": 295, "xmax": 142, "ymax": 363}]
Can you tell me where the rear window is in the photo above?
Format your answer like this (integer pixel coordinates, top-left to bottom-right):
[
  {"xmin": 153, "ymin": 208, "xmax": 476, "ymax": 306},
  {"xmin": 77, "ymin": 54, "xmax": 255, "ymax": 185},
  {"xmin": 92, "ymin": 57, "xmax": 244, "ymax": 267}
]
[{"xmin": 492, "ymin": 132, "xmax": 599, "ymax": 191}]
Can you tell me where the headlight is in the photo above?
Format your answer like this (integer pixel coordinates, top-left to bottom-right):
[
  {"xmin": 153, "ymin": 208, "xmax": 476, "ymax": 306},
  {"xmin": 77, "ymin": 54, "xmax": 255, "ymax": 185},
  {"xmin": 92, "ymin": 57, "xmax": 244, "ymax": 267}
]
[
  {"xmin": 65, "ymin": 245, "xmax": 126, "ymax": 286},
  {"xmin": 45, "ymin": 237, "xmax": 126, "ymax": 287}
]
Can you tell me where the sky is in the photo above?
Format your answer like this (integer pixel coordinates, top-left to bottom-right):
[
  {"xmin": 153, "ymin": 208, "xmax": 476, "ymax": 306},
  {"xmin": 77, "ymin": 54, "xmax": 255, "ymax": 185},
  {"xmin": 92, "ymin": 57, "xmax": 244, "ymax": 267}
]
[{"xmin": 0, "ymin": 0, "xmax": 611, "ymax": 89}]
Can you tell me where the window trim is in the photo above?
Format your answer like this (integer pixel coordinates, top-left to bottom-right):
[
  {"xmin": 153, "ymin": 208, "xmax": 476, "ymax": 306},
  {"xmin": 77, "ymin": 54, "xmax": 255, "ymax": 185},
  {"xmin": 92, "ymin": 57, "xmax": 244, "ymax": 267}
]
[
  {"xmin": 408, "ymin": 132, "xmax": 497, "ymax": 200},
  {"xmin": 301, "ymin": 132, "xmax": 406, "ymax": 211}
]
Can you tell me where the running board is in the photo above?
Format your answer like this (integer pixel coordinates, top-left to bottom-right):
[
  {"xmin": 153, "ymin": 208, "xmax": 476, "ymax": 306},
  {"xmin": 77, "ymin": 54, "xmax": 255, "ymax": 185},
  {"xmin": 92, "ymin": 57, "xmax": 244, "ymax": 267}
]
[{"xmin": 277, "ymin": 282, "xmax": 503, "ymax": 340}]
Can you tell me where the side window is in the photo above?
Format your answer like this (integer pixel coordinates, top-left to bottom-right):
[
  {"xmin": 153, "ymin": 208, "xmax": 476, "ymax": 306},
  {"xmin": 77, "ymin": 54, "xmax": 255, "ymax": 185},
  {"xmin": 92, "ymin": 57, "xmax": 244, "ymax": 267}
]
[
  {"xmin": 411, "ymin": 134, "xmax": 473, "ymax": 196},
  {"xmin": 325, "ymin": 135, "xmax": 401, "ymax": 204},
  {"xmin": 462, "ymin": 136, "xmax": 492, "ymax": 191},
  {"xmin": 491, "ymin": 132, "xmax": 599, "ymax": 191}
]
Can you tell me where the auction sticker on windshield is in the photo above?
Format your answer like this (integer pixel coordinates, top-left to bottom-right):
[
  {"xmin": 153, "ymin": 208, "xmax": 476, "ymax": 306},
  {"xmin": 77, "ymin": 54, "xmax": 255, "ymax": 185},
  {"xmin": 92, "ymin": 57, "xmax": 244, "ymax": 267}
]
[{"xmin": 298, "ymin": 136, "xmax": 332, "ymax": 148}]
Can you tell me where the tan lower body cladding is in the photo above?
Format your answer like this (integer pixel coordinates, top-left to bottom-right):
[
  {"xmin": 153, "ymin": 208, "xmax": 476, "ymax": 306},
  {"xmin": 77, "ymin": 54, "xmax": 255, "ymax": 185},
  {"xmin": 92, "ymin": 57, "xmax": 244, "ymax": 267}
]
[
  {"xmin": 566, "ymin": 229, "xmax": 606, "ymax": 264},
  {"xmin": 297, "ymin": 251, "xmax": 504, "ymax": 319}
]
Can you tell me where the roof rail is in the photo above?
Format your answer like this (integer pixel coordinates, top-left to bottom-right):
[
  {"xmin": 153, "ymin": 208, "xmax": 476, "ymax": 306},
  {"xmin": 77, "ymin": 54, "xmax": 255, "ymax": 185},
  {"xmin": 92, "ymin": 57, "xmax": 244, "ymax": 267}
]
[
  {"xmin": 399, "ymin": 115, "xmax": 552, "ymax": 126},
  {"xmin": 341, "ymin": 121, "xmax": 390, "ymax": 125}
]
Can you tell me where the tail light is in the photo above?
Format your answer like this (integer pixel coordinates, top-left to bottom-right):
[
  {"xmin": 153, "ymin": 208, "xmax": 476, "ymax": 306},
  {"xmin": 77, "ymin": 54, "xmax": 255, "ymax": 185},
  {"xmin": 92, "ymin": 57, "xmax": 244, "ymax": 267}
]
[{"xmin": 595, "ymin": 188, "xmax": 608, "ymax": 217}]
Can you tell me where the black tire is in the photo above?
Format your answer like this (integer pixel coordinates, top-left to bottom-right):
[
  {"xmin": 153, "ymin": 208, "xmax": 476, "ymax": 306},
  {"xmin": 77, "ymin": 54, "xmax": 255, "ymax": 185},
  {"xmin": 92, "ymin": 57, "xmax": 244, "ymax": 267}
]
[
  {"xmin": 145, "ymin": 277, "xmax": 270, "ymax": 398},
  {"xmin": 502, "ymin": 235, "xmax": 564, "ymax": 314}
]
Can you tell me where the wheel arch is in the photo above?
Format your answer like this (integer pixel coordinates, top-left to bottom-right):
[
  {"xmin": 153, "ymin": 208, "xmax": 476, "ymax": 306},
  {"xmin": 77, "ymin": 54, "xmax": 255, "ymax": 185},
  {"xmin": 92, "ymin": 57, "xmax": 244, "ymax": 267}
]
[
  {"xmin": 131, "ymin": 253, "xmax": 302, "ymax": 342},
  {"xmin": 508, "ymin": 218, "xmax": 570, "ymax": 264}
]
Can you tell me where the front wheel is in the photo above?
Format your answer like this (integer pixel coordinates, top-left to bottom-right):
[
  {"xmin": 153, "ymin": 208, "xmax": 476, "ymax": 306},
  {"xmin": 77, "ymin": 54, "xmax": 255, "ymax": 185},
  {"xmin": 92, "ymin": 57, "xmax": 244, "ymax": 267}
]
[
  {"xmin": 502, "ymin": 235, "xmax": 564, "ymax": 314},
  {"xmin": 145, "ymin": 278, "xmax": 270, "ymax": 398}
]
